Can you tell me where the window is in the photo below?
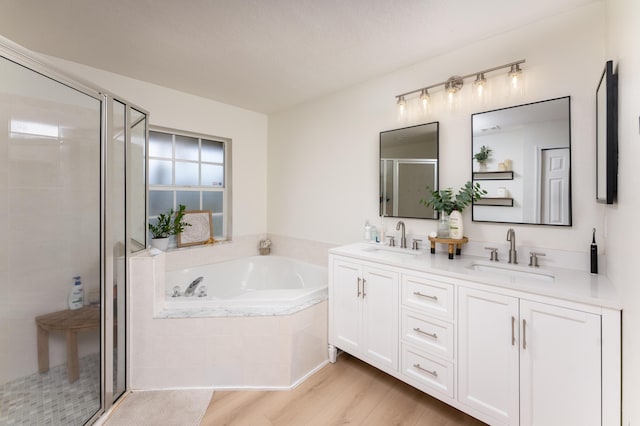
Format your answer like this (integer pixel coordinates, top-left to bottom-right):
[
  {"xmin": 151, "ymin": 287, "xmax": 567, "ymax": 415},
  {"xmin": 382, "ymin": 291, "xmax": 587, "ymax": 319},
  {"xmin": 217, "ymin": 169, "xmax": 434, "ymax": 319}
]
[{"xmin": 149, "ymin": 127, "xmax": 231, "ymax": 241}]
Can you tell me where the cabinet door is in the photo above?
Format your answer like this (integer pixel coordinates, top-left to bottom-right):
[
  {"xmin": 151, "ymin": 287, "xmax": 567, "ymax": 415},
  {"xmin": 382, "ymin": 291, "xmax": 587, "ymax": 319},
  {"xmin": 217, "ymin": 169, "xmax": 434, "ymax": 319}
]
[
  {"xmin": 519, "ymin": 300, "xmax": 601, "ymax": 426},
  {"xmin": 362, "ymin": 266, "xmax": 399, "ymax": 371},
  {"xmin": 458, "ymin": 287, "xmax": 519, "ymax": 425},
  {"xmin": 331, "ymin": 259, "xmax": 363, "ymax": 355}
]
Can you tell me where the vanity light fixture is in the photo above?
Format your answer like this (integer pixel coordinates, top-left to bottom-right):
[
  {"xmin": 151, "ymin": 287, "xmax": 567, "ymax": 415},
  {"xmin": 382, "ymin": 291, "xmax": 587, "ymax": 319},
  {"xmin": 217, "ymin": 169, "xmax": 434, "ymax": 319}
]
[
  {"xmin": 419, "ymin": 89, "xmax": 430, "ymax": 109},
  {"xmin": 396, "ymin": 59, "xmax": 525, "ymax": 114},
  {"xmin": 397, "ymin": 95, "xmax": 406, "ymax": 114},
  {"xmin": 508, "ymin": 63, "xmax": 523, "ymax": 89},
  {"xmin": 474, "ymin": 73, "xmax": 487, "ymax": 97}
]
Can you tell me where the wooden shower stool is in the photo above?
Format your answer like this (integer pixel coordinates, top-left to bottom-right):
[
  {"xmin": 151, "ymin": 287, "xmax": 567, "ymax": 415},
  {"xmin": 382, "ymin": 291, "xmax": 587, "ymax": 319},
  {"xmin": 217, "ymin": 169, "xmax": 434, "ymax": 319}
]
[
  {"xmin": 35, "ymin": 305, "xmax": 100, "ymax": 383},
  {"xmin": 428, "ymin": 236, "xmax": 469, "ymax": 259}
]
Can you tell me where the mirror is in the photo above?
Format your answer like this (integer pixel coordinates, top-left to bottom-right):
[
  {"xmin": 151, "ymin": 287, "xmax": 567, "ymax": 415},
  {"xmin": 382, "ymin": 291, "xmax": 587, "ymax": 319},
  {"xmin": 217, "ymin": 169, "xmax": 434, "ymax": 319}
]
[
  {"xmin": 472, "ymin": 97, "xmax": 571, "ymax": 225},
  {"xmin": 596, "ymin": 60, "xmax": 618, "ymax": 204},
  {"xmin": 380, "ymin": 122, "xmax": 439, "ymax": 219}
]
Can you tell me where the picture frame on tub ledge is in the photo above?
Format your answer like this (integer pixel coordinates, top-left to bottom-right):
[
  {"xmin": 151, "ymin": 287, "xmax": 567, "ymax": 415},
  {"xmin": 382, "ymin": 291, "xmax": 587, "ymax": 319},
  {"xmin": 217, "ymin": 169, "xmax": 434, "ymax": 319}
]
[{"xmin": 177, "ymin": 210, "xmax": 214, "ymax": 247}]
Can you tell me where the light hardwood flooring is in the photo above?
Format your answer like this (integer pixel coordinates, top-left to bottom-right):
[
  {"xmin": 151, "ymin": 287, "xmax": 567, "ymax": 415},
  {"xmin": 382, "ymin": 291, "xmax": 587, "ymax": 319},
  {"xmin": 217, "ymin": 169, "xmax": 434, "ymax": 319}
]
[{"xmin": 201, "ymin": 353, "xmax": 486, "ymax": 425}]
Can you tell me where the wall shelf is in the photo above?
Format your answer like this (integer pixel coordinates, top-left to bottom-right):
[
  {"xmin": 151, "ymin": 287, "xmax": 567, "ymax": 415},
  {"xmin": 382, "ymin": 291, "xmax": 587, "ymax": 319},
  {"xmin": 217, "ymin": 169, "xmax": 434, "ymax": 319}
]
[
  {"xmin": 474, "ymin": 197, "xmax": 514, "ymax": 207},
  {"xmin": 473, "ymin": 171, "xmax": 514, "ymax": 180}
]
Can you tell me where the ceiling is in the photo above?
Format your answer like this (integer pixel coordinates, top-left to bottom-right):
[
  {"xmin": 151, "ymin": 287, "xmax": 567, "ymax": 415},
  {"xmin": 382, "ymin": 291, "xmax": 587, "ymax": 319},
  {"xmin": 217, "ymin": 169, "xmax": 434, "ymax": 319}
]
[{"xmin": 0, "ymin": 0, "xmax": 596, "ymax": 114}]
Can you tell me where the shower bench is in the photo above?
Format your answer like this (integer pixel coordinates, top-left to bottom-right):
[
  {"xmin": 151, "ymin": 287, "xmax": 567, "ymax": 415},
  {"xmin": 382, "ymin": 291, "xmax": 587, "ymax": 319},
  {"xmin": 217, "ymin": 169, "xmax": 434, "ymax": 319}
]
[{"xmin": 35, "ymin": 305, "xmax": 100, "ymax": 383}]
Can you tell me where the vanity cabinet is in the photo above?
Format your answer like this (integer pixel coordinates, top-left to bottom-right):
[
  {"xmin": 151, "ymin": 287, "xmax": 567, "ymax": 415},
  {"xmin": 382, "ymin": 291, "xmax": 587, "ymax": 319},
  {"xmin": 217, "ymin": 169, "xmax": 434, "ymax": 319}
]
[
  {"xmin": 330, "ymin": 257, "xmax": 399, "ymax": 372},
  {"xmin": 458, "ymin": 287, "xmax": 602, "ymax": 425},
  {"xmin": 328, "ymin": 247, "xmax": 621, "ymax": 426}
]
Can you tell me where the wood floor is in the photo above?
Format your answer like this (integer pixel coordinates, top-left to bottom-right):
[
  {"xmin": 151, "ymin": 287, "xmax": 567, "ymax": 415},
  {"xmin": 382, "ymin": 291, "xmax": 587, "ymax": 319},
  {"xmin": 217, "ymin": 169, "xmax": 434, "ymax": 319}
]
[{"xmin": 201, "ymin": 353, "xmax": 486, "ymax": 426}]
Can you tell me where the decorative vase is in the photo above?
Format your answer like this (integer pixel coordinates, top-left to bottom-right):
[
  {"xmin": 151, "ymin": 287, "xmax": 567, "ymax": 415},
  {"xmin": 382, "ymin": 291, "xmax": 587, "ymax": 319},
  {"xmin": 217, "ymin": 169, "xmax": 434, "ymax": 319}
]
[
  {"xmin": 437, "ymin": 212, "xmax": 450, "ymax": 238},
  {"xmin": 150, "ymin": 237, "xmax": 169, "ymax": 251},
  {"xmin": 478, "ymin": 161, "xmax": 487, "ymax": 172}
]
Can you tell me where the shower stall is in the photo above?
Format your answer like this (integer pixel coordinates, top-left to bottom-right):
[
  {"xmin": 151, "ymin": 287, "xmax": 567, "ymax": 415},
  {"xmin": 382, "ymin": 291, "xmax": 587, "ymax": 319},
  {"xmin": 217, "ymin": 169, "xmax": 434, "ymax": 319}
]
[{"xmin": 0, "ymin": 38, "xmax": 147, "ymax": 425}]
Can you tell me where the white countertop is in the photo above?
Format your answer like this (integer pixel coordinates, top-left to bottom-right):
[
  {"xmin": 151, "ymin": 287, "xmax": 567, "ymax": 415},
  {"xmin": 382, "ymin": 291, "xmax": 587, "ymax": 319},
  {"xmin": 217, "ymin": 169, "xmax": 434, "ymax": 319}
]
[{"xmin": 330, "ymin": 242, "xmax": 621, "ymax": 310}]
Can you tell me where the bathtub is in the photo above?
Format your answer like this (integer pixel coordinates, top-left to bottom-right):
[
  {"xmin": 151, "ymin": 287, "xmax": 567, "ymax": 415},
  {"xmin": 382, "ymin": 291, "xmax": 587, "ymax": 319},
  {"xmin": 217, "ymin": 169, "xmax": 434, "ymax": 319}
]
[
  {"xmin": 132, "ymin": 253, "xmax": 330, "ymax": 389},
  {"xmin": 159, "ymin": 255, "xmax": 328, "ymax": 317}
]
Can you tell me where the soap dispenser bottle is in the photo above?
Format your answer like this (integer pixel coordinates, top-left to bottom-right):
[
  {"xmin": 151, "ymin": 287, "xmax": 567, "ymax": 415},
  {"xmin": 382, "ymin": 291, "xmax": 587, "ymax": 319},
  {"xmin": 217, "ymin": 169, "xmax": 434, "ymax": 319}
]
[
  {"xmin": 364, "ymin": 221, "xmax": 371, "ymax": 241},
  {"xmin": 449, "ymin": 210, "xmax": 464, "ymax": 239},
  {"xmin": 68, "ymin": 276, "xmax": 84, "ymax": 310}
]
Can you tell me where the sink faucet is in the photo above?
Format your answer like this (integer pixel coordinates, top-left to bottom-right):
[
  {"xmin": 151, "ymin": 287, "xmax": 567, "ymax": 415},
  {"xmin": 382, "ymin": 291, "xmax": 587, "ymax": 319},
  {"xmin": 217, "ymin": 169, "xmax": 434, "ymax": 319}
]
[
  {"xmin": 184, "ymin": 276, "xmax": 204, "ymax": 297},
  {"xmin": 396, "ymin": 221, "xmax": 407, "ymax": 249},
  {"xmin": 506, "ymin": 228, "xmax": 517, "ymax": 264}
]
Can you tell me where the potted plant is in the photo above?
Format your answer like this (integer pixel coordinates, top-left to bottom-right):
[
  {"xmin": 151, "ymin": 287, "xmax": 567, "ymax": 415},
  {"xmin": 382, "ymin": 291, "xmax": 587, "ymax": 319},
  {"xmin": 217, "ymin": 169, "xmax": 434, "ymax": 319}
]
[
  {"xmin": 148, "ymin": 204, "xmax": 191, "ymax": 250},
  {"xmin": 473, "ymin": 145, "xmax": 492, "ymax": 171},
  {"xmin": 421, "ymin": 181, "xmax": 486, "ymax": 238}
]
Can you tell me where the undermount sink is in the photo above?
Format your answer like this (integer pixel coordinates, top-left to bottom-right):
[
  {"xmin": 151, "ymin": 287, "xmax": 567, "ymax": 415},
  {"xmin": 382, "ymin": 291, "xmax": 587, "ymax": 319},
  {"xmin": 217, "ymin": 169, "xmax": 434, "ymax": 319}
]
[
  {"xmin": 361, "ymin": 245, "xmax": 420, "ymax": 258},
  {"xmin": 468, "ymin": 261, "xmax": 555, "ymax": 281}
]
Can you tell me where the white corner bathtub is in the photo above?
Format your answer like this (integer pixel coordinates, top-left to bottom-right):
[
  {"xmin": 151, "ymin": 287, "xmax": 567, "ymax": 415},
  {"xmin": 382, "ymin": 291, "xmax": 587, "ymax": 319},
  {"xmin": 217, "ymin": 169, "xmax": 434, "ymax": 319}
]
[
  {"xmin": 160, "ymin": 255, "xmax": 328, "ymax": 317},
  {"xmin": 134, "ymin": 254, "xmax": 329, "ymax": 389}
]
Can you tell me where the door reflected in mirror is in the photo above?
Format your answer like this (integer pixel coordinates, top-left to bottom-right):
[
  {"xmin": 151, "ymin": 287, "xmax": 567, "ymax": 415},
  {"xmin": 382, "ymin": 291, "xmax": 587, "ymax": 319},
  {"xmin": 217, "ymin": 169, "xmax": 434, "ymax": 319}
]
[
  {"xmin": 380, "ymin": 122, "xmax": 439, "ymax": 219},
  {"xmin": 472, "ymin": 97, "xmax": 571, "ymax": 226}
]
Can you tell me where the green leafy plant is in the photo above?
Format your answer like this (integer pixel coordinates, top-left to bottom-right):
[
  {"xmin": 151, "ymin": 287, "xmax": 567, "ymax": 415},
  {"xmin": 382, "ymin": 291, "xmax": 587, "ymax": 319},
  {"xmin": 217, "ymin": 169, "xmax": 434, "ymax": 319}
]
[
  {"xmin": 473, "ymin": 145, "xmax": 492, "ymax": 163},
  {"xmin": 148, "ymin": 204, "xmax": 191, "ymax": 239},
  {"xmin": 420, "ymin": 181, "xmax": 487, "ymax": 215}
]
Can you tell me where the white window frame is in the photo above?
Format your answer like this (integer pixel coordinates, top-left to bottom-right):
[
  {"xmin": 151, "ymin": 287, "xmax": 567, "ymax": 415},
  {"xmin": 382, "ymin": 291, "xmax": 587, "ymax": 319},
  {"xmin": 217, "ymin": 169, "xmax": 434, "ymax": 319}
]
[{"xmin": 148, "ymin": 126, "xmax": 232, "ymax": 242}]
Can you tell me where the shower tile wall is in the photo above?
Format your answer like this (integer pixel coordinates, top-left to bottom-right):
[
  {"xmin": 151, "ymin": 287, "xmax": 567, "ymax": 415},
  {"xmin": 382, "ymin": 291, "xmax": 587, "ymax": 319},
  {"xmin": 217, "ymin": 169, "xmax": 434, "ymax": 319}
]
[{"xmin": 0, "ymin": 60, "xmax": 101, "ymax": 386}]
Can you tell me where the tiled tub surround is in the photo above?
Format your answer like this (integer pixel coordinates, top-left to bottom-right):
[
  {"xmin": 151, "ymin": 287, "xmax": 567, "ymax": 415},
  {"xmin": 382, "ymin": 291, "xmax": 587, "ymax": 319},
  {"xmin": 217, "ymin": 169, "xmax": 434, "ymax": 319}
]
[{"xmin": 128, "ymin": 249, "xmax": 328, "ymax": 390}]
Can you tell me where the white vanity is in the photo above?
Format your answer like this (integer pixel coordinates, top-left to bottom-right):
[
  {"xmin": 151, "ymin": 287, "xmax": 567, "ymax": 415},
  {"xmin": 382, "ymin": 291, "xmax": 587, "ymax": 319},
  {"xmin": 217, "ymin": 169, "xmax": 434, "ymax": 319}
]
[{"xmin": 328, "ymin": 243, "xmax": 621, "ymax": 426}]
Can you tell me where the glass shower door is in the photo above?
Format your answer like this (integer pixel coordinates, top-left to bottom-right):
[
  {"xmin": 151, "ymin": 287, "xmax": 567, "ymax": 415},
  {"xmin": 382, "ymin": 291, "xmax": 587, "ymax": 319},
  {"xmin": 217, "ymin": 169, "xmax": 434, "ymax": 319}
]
[{"xmin": 0, "ymin": 55, "xmax": 102, "ymax": 424}]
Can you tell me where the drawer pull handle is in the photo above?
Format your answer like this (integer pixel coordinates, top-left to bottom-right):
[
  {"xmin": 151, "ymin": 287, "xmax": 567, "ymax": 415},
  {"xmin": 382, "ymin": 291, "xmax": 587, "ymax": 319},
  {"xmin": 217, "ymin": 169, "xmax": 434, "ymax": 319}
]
[
  {"xmin": 413, "ymin": 327, "xmax": 438, "ymax": 340},
  {"xmin": 511, "ymin": 316, "xmax": 516, "ymax": 346},
  {"xmin": 413, "ymin": 291, "xmax": 438, "ymax": 301},
  {"xmin": 413, "ymin": 363, "xmax": 438, "ymax": 377},
  {"xmin": 357, "ymin": 277, "xmax": 362, "ymax": 298}
]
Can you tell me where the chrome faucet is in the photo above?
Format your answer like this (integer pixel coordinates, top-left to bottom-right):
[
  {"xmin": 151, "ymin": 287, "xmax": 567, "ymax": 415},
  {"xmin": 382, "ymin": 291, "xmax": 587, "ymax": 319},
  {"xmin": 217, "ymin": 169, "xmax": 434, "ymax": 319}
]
[
  {"xmin": 506, "ymin": 228, "xmax": 517, "ymax": 264},
  {"xmin": 396, "ymin": 221, "xmax": 407, "ymax": 249},
  {"xmin": 184, "ymin": 276, "xmax": 204, "ymax": 297}
]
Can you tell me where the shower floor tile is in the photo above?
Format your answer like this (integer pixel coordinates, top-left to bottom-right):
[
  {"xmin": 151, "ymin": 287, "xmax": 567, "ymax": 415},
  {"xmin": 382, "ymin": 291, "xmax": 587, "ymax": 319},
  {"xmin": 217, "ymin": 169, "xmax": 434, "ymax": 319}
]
[{"xmin": 0, "ymin": 353, "xmax": 100, "ymax": 426}]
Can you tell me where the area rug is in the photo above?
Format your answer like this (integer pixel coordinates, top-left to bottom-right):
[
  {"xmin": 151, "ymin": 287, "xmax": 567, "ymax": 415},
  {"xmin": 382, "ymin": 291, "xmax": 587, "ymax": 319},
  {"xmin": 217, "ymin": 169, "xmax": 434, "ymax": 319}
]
[{"xmin": 104, "ymin": 389, "xmax": 213, "ymax": 426}]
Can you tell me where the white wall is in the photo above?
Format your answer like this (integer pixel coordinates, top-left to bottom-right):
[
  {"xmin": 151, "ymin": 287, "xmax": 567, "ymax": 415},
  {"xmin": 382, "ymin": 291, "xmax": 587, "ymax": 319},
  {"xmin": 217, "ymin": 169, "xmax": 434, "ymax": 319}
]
[
  {"xmin": 268, "ymin": 3, "xmax": 606, "ymax": 254},
  {"xmin": 604, "ymin": 0, "xmax": 640, "ymax": 424},
  {"xmin": 46, "ymin": 57, "xmax": 269, "ymax": 239}
]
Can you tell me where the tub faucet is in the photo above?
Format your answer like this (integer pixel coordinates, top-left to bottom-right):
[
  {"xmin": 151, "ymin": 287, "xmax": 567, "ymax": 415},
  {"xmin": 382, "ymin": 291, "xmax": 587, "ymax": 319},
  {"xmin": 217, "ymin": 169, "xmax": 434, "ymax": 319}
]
[
  {"xmin": 184, "ymin": 276, "xmax": 204, "ymax": 297},
  {"xmin": 396, "ymin": 221, "xmax": 407, "ymax": 248},
  {"xmin": 506, "ymin": 228, "xmax": 517, "ymax": 264}
]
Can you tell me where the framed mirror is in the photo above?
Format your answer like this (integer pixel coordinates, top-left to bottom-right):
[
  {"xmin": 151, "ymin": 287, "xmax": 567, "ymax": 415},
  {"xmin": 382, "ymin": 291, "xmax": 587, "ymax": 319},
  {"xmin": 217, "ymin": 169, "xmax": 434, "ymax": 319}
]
[
  {"xmin": 380, "ymin": 122, "xmax": 439, "ymax": 219},
  {"xmin": 471, "ymin": 97, "xmax": 572, "ymax": 226},
  {"xmin": 596, "ymin": 60, "xmax": 618, "ymax": 204}
]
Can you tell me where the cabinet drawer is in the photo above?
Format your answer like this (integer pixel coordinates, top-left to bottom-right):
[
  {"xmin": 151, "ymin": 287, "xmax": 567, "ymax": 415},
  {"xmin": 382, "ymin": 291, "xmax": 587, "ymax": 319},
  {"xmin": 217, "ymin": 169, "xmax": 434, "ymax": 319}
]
[
  {"xmin": 401, "ymin": 343, "xmax": 454, "ymax": 398},
  {"xmin": 402, "ymin": 275, "xmax": 454, "ymax": 320},
  {"xmin": 401, "ymin": 309, "xmax": 454, "ymax": 361}
]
